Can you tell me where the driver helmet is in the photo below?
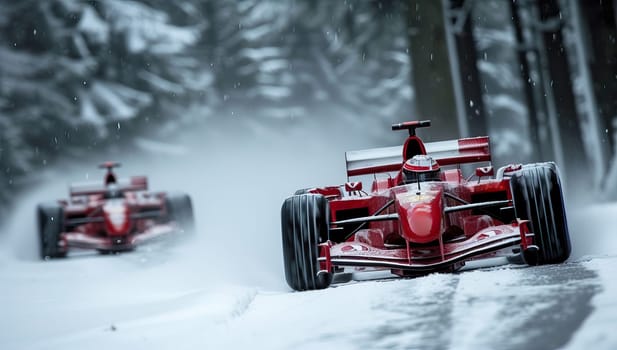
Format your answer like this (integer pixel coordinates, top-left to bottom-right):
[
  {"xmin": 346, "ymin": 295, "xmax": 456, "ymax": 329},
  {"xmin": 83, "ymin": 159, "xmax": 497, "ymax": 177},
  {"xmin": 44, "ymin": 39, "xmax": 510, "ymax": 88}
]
[
  {"xmin": 104, "ymin": 184, "xmax": 123, "ymax": 199},
  {"xmin": 402, "ymin": 155, "xmax": 441, "ymax": 184}
]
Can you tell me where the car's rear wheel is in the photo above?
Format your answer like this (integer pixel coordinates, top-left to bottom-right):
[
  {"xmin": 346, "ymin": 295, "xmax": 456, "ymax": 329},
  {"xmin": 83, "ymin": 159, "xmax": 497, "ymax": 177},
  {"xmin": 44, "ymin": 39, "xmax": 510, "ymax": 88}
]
[
  {"xmin": 510, "ymin": 162, "xmax": 571, "ymax": 264},
  {"xmin": 165, "ymin": 193, "xmax": 195, "ymax": 233},
  {"xmin": 37, "ymin": 203, "xmax": 66, "ymax": 259},
  {"xmin": 281, "ymin": 194, "xmax": 332, "ymax": 291}
]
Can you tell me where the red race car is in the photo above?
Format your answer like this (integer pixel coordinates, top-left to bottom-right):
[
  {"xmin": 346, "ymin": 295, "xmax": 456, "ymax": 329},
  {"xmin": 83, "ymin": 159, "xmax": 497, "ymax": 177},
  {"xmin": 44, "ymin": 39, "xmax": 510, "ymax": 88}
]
[
  {"xmin": 281, "ymin": 120, "xmax": 571, "ymax": 291},
  {"xmin": 37, "ymin": 162, "xmax": 194, "ymax": 259}
]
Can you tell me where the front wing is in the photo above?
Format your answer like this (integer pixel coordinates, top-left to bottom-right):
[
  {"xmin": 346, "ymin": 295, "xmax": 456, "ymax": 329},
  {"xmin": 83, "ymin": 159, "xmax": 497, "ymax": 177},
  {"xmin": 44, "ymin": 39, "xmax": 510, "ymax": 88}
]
[
  {"xmin": 320, "ymin": 223, "xmax": 532, "ymax": 274},
  {"xmin": 59, "ymin": 223, "xmax": 179, "ymax": 252}
]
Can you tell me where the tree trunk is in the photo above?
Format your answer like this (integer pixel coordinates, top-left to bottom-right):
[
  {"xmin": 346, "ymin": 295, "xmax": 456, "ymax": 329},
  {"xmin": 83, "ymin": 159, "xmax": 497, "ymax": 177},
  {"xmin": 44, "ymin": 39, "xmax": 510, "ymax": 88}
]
[
  {"xmin": 560, "ymin": 0, "xmax": 611, "ymax": 189},
  {"xmin": 448, "ymin": 0, "xmax": 487, "ymax": 137},
  {"xmin": 581, "ymin": 0, "xmax": 617, "ymax": 158},
  {"xmin": 407, "ymin": 0, "xmax": 459, "ymax": 141},
  {"xmin": 510, "ymin": 0, "xmax": 546, "ymax": 163},
  {"xmin": 537, "ymin": 0, "xmax": 589, "ymax": 184}
]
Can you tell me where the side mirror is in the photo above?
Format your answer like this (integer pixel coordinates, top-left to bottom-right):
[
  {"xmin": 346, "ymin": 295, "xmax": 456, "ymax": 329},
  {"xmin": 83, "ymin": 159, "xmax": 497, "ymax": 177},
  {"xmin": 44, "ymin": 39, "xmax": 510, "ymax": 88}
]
[
  {"xmin": 475, "ymin": 166, "xmax": 494, "ymax": 177},
  {"xmin": 496, "ymin": 163, "xmax": 523, "ymax": 180},
  {"xmin": 502, "ymin": 164, "xmax": 522, "ymax": 173},
  {"xmin": 345, "ymin": 181, "xmax": 363, "ymax": 192}
]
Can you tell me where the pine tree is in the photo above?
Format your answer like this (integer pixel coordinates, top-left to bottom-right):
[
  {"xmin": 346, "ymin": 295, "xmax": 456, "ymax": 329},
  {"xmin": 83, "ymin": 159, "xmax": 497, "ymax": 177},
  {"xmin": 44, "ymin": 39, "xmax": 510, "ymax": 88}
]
[{"xmin": 0, "ymin": 0, "xmax": 212, "ymax": 212}]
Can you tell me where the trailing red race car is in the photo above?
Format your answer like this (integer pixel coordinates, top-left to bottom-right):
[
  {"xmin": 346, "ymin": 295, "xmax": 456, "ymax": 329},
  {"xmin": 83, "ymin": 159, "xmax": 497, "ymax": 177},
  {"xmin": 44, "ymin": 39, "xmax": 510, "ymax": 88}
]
[
  {"xmin": 281, "ymin": 120, "xmax": 571, "ymax": 291},
  {"xmin": 37, "ymin": 162, "xmax": 194, "ymax": 259}
]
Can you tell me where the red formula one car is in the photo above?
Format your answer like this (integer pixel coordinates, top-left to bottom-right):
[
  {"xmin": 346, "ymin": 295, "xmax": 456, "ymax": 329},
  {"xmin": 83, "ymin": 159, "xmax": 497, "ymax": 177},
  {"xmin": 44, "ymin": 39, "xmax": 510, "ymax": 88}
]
[
  {"xmin": 37, "ymin": 162, "xmax": 194, "ymax": 259},
  {"xmin": 281, "ymin": 120, "xmax": 571, "ymax": 291}
]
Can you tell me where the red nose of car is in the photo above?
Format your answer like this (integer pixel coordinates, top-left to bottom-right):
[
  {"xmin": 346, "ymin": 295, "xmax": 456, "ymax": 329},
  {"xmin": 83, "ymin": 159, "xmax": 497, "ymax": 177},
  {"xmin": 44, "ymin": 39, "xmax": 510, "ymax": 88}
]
[
  {"xmin": 103, "ymin": 200, "xmax": 131, "ymax": 236},
  {"xmin": 409, "ymin": 204, "xmax": 439, "ymax": 242},
  {"xmin": 397, "ymin": 187, "xmax": 443, "ymax": 244}
]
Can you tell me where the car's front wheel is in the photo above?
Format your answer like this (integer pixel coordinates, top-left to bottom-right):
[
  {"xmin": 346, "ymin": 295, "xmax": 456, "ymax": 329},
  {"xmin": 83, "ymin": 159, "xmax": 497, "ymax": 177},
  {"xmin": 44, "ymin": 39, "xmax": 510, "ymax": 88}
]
[
  {"xmin": 165, "ymin": 192, "xmax": 195, "ymax": 233},
  {"xmin": 281, "ymin": 194, "xmax": 332, "ymax": 291},
  {"xmin": 37, "ymin": 203, "xmax": 66, "ymax": 259},
  {"xmin": 510, "ymin": 162, "xmax": 571, "ymax": 264}
]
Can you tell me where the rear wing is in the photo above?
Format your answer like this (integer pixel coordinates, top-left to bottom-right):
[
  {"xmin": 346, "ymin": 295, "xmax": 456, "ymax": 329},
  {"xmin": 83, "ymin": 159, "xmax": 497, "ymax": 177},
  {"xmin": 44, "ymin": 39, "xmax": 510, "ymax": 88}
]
[
  {"xmin": 70, "ymin": 176, "xmax": 148, "ymax": 197},
  {"xmin": 346, "ymin": 136, "xmax": 490, "ymax": 177}
]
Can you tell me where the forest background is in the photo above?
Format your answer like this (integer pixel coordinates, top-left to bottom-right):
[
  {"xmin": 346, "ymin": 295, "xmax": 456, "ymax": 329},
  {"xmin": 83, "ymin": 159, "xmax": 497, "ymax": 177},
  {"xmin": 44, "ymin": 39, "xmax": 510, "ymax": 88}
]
[{"xmin": 1, "ymin": 0, "xmax": 616, "ymax": 219}]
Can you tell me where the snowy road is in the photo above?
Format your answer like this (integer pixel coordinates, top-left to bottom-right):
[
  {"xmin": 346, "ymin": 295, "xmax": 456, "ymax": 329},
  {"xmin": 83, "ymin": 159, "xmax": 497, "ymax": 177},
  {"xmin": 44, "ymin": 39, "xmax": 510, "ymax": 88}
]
[
  {"xmin": 2, "ymin": 239, "xmax": 616, "ymax": 350},
  {"xmin": 2, "ymin": 123, "xmax": 617, "ymax": 350}
]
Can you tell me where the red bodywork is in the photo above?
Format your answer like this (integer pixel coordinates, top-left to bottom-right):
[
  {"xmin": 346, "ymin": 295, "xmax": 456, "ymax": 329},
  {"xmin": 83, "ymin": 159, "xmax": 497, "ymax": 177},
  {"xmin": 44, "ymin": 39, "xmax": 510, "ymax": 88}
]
[
  {"xmin": 53, "ymin": 174, "xmax": 179, "ymax": 254},
  {"xmin": 304, "ymin": 121, "xmax": 533, "ymax": 278}
]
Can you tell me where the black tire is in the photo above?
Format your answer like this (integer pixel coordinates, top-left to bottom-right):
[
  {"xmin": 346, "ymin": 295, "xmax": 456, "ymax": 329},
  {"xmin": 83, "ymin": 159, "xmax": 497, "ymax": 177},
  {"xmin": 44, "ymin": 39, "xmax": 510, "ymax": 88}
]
[
  {"xmin": 37, "ymin": 203, "xmax": 66, "ymax": 259},
  {"xmin": 281, "ymin": 194, "xmax": 332, "ymax": 291},
  {"xmin": 510, "ymin": 162, "xmax": 571, "ymax": 264},
  {"xmin": 165, "ymin": 192, "xmax": 195, "ymax": 233},
  {"xmin": 293, "ymin": 189, "xmax": 332, "ymax": 243}
]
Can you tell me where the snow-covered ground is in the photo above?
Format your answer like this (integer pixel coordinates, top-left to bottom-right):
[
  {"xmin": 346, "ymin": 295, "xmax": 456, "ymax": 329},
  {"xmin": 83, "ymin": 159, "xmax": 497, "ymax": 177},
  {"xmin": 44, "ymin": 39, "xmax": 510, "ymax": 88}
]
[{"xmin": 2, "ymin": 121, "xmax": 617, "ymax": 350}]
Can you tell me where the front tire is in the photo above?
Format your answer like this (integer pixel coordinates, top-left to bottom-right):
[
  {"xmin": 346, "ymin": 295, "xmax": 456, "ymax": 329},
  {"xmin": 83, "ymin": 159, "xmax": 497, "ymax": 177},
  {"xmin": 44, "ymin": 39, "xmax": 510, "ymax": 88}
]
[
  {"xmin": 281, "ymin": 194, "xmax": 332, "ymax": 291},
  {"xmin": 37, "ymin": 203, "xmax": 66, "ymax": 259},
  {"xmin": 165, "ymin": 193, "xmax": 195, "ymax": 233},
  {"xmin": 510, "ymin": 162, "xmax": 571, "ymax": 264}
]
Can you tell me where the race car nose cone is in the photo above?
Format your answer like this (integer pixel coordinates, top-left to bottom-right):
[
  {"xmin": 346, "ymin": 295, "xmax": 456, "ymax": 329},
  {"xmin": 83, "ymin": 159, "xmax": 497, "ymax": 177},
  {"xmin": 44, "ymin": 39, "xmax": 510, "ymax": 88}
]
[
  {"xmin": 409, "ymin": 205, "xmax": 434, "ymax": 239},
  {"xmin": 103, "ymin": 201, "xmax": 130, "ymax": 235},
  {"xmin": 396, "ymin": 189, "xmax": 443, "ymax": 244}
]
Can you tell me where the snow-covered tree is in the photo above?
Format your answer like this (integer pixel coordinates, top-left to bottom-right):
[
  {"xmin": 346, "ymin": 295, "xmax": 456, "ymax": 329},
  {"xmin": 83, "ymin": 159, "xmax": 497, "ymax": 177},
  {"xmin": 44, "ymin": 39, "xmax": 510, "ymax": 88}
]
[
  {"xmin": 192, "ymin": 0, "xmax": 412, "ymax": 123},
  {"xmin": 0, "ymin": 0, "xmax": 214, "ymax": 210},
  {"xmin": 0, "ymin": 0, "xmax": 418, "ymax": 215}
]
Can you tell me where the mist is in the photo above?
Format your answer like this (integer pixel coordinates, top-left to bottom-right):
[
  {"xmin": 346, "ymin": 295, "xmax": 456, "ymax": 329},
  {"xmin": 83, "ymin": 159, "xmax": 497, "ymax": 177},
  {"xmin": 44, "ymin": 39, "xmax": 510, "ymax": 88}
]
[{"xmin": 0, "ymin": 112, "xmax": 393, "ymax": 289}]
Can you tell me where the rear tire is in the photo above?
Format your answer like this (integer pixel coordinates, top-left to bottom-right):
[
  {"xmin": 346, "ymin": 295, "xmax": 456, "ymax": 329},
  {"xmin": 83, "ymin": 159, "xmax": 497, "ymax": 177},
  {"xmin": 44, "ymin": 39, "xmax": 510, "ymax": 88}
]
[
  {"xmin": 165, "ymin": 193, "xmax": 195, "ymax": 233},
  {"xmin": 37, "ymin": 203, "xmax": 66, "ymax": 259},
  {"xmin": 281, "ymin": 194, "xmax": 332, "ymax": 291},
  {"xmin": 510, "ymin": 162, "xmax": 571, "ymax": 264}
]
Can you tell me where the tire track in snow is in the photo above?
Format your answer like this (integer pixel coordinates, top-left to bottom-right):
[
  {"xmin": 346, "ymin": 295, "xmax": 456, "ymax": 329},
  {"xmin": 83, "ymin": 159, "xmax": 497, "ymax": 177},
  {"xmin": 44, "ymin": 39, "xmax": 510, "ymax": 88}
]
[
  {"xmin": 25, "ymin": 287, "xmax": 260, "ymax": 350},
  {"xmin": 366, "ymin": 274, "xmax": 460, "ymax": 350},
  {"xmin": 448, "ymin": 263, "xmax": 600, "ymax": 350},
  {"xmin": 563, "ymin": 256, "xmax": 617, "ymax": 350},
  {"xmin": 230, "ymin": 289, "xmax": 258, "ymax": 318}
]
